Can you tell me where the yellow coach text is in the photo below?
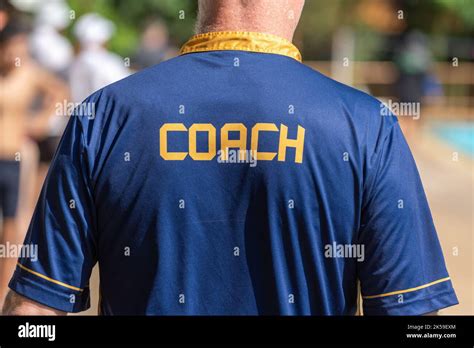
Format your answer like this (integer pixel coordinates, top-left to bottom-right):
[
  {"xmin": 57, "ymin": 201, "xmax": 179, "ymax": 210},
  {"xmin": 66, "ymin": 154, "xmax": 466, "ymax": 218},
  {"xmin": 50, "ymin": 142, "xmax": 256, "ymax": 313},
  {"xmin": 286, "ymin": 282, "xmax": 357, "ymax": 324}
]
[{"xmin": 160, "ymin": 123, "xmax": 305, "ymax": 164}]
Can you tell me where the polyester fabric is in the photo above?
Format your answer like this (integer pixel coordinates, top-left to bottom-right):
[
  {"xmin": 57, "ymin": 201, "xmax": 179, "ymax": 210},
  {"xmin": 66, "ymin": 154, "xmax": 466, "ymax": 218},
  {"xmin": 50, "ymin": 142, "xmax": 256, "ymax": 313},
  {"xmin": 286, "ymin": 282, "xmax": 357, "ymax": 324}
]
[{"xmin": 10, "ymin": 37, "xmax": 458, "ymax": 315}]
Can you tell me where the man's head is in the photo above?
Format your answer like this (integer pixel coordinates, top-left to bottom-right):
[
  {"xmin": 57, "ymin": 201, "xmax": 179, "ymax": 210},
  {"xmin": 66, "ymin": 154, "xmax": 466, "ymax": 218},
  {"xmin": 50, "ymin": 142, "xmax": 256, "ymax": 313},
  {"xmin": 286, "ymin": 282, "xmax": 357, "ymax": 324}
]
[{"xmin": 196, "ymin": 0, "xmax": 305, "ymax": 41}]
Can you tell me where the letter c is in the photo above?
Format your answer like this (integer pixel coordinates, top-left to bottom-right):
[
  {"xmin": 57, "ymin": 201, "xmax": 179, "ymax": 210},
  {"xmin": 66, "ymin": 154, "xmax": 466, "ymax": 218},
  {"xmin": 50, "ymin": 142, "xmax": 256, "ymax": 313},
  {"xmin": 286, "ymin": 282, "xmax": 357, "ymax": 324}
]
[{"xmin": 160, "ymin": 123, "xmax": 188, "ymax": 160}]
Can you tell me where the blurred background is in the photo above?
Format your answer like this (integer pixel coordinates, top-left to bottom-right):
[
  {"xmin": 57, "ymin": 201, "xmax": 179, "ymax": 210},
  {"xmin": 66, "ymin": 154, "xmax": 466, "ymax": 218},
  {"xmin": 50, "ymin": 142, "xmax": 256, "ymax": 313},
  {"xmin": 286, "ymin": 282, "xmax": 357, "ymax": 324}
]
[{"xmin": 0, "ymin": 0, "xmax": 472, "ymax": 315}]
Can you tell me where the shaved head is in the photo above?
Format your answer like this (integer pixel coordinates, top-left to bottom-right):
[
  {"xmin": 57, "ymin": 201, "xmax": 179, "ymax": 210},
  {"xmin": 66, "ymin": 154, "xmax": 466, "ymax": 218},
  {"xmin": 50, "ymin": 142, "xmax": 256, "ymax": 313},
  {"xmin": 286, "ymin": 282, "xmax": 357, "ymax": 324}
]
[{"xmin": 196, "ymin": 0, "xmax": 305, "ymax": 41}]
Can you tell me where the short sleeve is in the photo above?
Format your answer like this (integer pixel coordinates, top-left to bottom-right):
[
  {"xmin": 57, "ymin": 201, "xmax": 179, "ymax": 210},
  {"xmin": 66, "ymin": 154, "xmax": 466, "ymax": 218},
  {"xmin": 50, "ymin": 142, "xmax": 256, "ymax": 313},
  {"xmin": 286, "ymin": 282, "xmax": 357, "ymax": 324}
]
[
  {"xmin": 9, "ymin": 108, "xmax": 97, "ymax": 312},
  {"xmin": 358, "ymin": 121, "xmax": 458, "ymax": 315}
]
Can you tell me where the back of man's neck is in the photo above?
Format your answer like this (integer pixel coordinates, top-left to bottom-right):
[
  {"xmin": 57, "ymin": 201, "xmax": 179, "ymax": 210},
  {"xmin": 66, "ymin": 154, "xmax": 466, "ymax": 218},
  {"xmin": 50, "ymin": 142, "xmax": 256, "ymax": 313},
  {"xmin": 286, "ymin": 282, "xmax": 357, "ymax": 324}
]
[{"xmin": 197, "ymin": 24, "xmax": 294, "ymax": 41}]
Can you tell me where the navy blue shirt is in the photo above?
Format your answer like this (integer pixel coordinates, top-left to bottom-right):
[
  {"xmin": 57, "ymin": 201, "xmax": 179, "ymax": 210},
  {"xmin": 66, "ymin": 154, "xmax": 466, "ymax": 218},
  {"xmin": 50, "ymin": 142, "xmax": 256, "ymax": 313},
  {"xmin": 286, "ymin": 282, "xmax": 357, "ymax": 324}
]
[{"xmin": 10, "ymin": 31, "xmax": 458, "ymax": 315}]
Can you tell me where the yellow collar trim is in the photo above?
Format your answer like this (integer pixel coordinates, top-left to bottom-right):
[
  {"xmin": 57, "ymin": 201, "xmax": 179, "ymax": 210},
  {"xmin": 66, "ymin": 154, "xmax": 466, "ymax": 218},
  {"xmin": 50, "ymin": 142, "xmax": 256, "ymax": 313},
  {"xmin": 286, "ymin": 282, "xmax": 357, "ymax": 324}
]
[{"xmin": 180, "ymin": 31, "xmax": 302, "ymax": 62}]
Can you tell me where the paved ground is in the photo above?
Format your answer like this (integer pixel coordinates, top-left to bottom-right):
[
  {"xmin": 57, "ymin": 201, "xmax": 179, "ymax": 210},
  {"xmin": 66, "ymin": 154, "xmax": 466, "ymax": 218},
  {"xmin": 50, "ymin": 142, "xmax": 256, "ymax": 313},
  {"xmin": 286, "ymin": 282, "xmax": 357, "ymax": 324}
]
[
  {"xmin": 78, "ymin": 125, "xmax": 473, "ymax": 316},
  {"xmin": 408, "ymin": 129, "xmax": 473, "ymax": 315}
]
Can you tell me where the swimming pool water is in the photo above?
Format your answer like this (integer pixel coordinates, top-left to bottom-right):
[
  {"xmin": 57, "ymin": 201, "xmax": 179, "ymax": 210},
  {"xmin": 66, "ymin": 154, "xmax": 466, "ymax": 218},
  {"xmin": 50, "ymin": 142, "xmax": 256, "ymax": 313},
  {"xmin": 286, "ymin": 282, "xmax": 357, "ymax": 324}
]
[{"xmin": 432, "ymin": 122, "xmax": 474, "ymax": 158}]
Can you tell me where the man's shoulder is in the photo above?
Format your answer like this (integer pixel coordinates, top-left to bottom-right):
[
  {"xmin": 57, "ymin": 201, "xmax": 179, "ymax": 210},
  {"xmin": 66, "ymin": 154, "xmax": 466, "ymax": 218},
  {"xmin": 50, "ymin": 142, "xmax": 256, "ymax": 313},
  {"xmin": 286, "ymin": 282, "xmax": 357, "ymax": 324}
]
[
  {"xmin": 87, "ymin": 55, "xmax": 190, "ymax": 107},
  {"xmin": 287, "ymin": 61, "xmax": 390, "ymax": 123},
  {"xmin": 298, "ymin": 62, "xmax": 375, "ymax": 98}
]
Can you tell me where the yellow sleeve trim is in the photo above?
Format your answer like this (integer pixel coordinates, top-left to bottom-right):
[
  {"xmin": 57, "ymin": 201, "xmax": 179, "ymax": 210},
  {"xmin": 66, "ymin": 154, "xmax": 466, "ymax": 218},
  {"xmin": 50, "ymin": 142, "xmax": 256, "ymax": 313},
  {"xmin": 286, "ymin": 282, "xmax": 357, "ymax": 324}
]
[
  {"xmin": 362, "ymin": 277, "xmax": 451, "ymax": 299},
  {"xmin": 17, "ymin": 263, "xmax": 83, "ymax": 292}
]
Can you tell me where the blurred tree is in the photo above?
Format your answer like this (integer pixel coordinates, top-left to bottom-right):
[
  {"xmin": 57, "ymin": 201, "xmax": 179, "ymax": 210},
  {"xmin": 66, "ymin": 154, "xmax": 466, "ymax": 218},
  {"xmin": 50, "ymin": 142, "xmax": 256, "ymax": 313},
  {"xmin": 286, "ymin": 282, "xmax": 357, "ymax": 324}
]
[
  {"xmin": 297, "ymin": 0, "xmax": 351, "ymax": 60},
  {"xmin": 435, "ymin": 0, "xmax": 474, "ymax": 29},
  {"xmin": 67, "ymin": 0, "xmax": 196, "ymax": 56},
  {"xmin": 299, "ymin": 0, "xmax": 474, "ymax": 61}
]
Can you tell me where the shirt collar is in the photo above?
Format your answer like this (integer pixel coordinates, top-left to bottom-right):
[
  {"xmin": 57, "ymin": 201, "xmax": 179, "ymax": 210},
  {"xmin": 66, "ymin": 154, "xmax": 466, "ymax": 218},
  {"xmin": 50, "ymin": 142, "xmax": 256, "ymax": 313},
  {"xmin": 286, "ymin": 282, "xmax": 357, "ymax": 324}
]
[{"xmin": 179, "ymin": 31, "xmax": 302, "ymax": 62}]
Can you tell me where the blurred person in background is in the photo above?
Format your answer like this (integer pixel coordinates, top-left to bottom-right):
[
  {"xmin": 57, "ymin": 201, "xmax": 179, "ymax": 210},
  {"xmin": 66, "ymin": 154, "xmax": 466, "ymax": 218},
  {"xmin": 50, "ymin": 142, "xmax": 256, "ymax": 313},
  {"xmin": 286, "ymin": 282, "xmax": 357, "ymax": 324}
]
[
  {"xmin": 394, "ymin": 30, "xmax": 433, "ymax": 142},
  {"xmin": 132, "ymin": 19, "xmax": 178, "ymax": 70},
  {"xmin": 0, "ymin": 0, "xmax": 38, "ymax": 256},
  {"xmin": 0, "ymin": 19, "xmax": 68, "ymax": 307},
  {"xmin": 0, "ymin": 0, "xmax": 16, "ymax": 31},
  {"xmin": 29, "ymin": 0, "xmax": 73, "ymax": 79},
  {"xmin": 69, "ymin": 13, "xmax": 130, "ymax": 103},
  {"xmin": 29, "ymin": 0, "xmax": 73, "ymax": 199}
]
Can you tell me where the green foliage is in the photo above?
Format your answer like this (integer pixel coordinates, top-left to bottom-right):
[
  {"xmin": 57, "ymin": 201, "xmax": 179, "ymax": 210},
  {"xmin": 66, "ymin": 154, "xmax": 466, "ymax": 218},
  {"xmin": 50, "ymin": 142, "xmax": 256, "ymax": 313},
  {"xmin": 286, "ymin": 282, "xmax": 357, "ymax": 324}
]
[
  {"xmin": 298, "ymin": 0, "xmax": 352, "ymax": 59},
  {"xmin": 435, "ymin": 0, "xmax": 474, "ymax": 28},
  {"xmin": 67, "ymin": 0, "xmax": 196, "ymax": 56}
]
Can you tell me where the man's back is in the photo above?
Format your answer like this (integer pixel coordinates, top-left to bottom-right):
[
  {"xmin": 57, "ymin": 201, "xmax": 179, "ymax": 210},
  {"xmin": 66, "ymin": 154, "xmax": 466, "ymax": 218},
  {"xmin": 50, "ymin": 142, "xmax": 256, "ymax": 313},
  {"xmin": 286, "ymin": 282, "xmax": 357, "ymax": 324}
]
[
  {"xmin": 9, "ymin": 32, "xmax": 457, "ymax": 315},
  {"xmin": 93, "ymin": 46, "xmax": 367, "ymax": 315}
]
